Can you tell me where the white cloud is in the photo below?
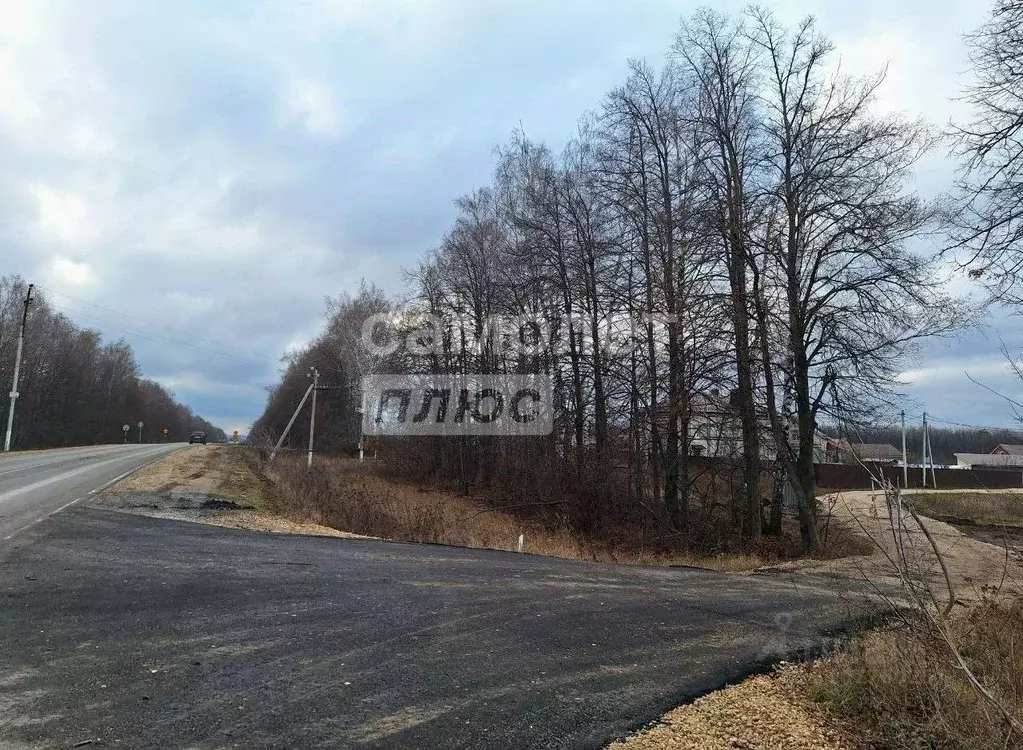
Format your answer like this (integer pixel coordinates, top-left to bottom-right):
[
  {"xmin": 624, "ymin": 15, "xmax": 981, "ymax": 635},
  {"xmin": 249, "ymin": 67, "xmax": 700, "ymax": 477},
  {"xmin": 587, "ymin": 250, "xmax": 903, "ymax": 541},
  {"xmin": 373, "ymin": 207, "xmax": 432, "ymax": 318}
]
[
  {"xmin": 48, "ymin": 257, "xmax": 95, "ymax": 287},
  {"xmin": 279, "ymin": 78, "xmax": 347, "ymax": 138},
  {"xmin": 30, "ymin": 184, "xmax": 93, "ymax": 247},
  {"xmin": 899, "ymin": 357, "xmax": 1009, "ymax": 387}
]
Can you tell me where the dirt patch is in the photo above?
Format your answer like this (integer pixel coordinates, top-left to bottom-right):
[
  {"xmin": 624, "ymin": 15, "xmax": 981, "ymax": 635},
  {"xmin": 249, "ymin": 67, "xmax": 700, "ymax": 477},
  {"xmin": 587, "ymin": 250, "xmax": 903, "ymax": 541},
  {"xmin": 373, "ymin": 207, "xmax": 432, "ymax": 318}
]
[
  {"xmin": 951, "ymin": 523, "xmax": 1023, "ymax": 561},
  {"xmin": 764, "ymin": 489, "xmax": 1023, "ymax": 601},
  {"xmin": 609, "ymin": 664, "xmax": 859, "ymax": 750},
  {"xmin": 90, "ymin": 445, "xmax": 369, "ymax": 540},
  {"xmin": 113, "ymin": 444, "xmax": 264, "ymax": 505}
]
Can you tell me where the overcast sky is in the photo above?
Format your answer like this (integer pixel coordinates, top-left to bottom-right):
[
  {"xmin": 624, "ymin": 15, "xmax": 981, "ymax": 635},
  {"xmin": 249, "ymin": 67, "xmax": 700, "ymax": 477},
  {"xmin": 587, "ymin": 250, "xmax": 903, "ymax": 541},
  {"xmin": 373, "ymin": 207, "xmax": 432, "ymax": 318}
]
[{"xmin": 1, "ymin": 0, "xmax": 1014, "ymax": 434}]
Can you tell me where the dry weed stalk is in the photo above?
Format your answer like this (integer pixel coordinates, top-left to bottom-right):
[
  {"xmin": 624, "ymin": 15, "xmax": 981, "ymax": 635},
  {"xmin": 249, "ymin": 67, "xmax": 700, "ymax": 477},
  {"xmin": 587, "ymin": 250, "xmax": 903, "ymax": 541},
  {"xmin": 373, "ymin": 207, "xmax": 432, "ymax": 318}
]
[{"xmin": 862, "ymin": 459, "xmax": 1023, "ymax": 738}]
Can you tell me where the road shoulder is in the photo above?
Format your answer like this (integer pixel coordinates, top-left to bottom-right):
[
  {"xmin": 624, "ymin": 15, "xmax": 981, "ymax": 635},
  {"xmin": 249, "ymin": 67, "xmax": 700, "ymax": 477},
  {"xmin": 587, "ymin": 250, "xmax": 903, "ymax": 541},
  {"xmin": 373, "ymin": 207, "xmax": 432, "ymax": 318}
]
[{"xmin": 89, "ymin": 444, "xmax": 368, "ymax": 540}]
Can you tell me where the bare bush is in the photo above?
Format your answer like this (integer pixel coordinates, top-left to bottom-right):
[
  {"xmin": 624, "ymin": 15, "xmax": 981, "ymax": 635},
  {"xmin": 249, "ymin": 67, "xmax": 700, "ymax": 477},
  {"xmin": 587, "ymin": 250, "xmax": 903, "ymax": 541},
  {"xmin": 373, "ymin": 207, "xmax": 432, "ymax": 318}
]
[{"xmin": 810, "ymin": 598, "xmax": 1023, "ymax": 749}]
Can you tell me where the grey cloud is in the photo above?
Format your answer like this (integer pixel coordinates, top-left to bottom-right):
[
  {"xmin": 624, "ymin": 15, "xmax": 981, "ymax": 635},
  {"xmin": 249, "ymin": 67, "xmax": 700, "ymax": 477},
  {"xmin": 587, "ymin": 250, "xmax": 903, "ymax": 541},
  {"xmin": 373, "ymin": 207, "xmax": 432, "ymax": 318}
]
[{"xmin": 0, "ymin": 0, "xmax": 1001, "ymax": 430}]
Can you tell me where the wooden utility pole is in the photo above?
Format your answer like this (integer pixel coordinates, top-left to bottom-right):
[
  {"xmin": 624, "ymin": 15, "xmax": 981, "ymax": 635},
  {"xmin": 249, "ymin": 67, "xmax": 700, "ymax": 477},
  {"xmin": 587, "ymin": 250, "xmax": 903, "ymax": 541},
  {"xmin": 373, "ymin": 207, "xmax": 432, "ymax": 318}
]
[{"xmin": 901, "ymin": 410, "xmax": 908, "ymax": 488}]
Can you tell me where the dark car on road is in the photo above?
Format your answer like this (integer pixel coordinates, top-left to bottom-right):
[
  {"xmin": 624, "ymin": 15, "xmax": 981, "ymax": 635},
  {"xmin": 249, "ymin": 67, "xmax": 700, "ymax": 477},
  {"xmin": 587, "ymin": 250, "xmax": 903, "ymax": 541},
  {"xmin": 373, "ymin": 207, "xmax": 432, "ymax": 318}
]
[{"xmin": 188, "ymin": 431, "xmax": 207, "ymax": 444}]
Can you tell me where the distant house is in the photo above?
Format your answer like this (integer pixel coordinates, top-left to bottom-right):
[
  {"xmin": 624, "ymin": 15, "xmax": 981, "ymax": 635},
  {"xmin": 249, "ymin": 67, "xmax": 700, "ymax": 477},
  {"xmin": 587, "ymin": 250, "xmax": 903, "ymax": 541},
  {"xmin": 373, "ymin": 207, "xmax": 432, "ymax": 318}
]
[
  {"xmin": 639, "ymin": 390, "xmax": 777, "ymax": 461},
  {"xmin": 990, "ymin": 444, "xmax": 1023, "ymax": 456},
  {"xmin": 955, "ymin": 452, "xmax": 1023, "ymax": 470},
  {"xmin": 825, "ymin": 438, "xmax": 902, "ymax": 465},
  {"xmin": 688, "ymin": 391, "xmax": 756, "ymax": 459}
]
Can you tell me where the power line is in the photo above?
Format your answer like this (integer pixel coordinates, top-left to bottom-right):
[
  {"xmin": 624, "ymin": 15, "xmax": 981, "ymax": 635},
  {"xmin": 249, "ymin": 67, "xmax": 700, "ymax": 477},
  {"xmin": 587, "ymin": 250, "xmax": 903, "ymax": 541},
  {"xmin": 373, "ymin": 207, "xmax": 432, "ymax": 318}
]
[
  {"xmin": 887, "ymin": 409, "xmax": 1022, "ymax": 432},
  {"xmin": 35, "ymin": 284, "xmax": 278, "ymax": 365},
  {"xmin": 926, "ymin": 413, "xmax": 1023, "ymax": 432},
  {"xmin": 47, "ymin": 300, "xmax": 272, "ymax": 370}
]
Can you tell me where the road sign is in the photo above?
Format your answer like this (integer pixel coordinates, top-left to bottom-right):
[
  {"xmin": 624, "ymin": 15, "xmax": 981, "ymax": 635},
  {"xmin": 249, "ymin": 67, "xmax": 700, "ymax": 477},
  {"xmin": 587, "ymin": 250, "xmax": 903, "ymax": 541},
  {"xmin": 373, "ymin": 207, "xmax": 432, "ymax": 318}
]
[
  {"xmin": 137, "ymin": 421, "xmax": 144, "ymax": 428},
  {"xmin": 122, "ymin": 425, "xmax": 130, "ymax": 432},
  {"xmin": 162, "ymin": 427, "xmax": 169, "ymax": 435}
]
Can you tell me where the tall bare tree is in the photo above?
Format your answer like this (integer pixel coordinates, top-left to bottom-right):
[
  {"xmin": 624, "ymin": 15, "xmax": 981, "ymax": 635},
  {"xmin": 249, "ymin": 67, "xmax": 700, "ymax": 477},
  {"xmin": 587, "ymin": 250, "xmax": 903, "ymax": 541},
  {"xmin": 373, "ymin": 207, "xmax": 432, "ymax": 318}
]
[
  {"xmin": 750, "ymin": 10, "xmax": 958, "ymax": 550},
  {"xmin": 675, "ymin": 10, "xmax": 765, "ymax": 541},
  {"xmin": 951, "ymin": 0, "xmax": 1023, "ymax": 301}
]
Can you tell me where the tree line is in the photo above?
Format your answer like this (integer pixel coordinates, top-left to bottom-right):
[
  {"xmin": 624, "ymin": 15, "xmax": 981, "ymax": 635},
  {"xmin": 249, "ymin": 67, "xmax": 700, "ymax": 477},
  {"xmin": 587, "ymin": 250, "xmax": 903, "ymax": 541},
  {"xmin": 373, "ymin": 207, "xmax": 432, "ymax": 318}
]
[
  {"xmin": 251, "ymin": 283, "xmax": 387, "ymax": 460},
  {"xmin": 255, "ymin": 3, "xmax": 1018, "ymax": 553},
  {"xmin": 833, "ymin": 424, "xmax": 1023, "ymax": 466},
  {"xmin": 0, "ymin": 276, "xmax": 226, "ymax": 448}
]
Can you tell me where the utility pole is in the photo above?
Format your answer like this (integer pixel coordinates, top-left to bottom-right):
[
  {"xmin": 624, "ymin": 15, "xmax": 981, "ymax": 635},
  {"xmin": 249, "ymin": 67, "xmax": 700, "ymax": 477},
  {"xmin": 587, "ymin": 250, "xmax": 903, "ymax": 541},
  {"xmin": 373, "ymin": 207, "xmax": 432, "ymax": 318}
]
[
  {"xmin": 926, "ymin": 420, "xmax": 938, "ymax": 487},
  {"xmin": 267, "ymin": 382, "xmax": 314, "ymax": 463},
  {"xmin": 921, "ymin": 412, "xmax": 928, "ymax": 488},
  {"xmin": 901, "ymin": 410, "xmax": 908, "ymax": 488},
  {"xmin": 307, "ymin": 367, "xmax": 319, "ymax": 469},
  {"xmin": 358, "ymin": 384, "xmax": 365, "ymax": 462},
  {"xmin": 4, "ymin": 283, "xmax": 34, "ymax": 452},
  {"xmin": 266, "ymin": 367, "xmax": 338, "ymax": 466}
]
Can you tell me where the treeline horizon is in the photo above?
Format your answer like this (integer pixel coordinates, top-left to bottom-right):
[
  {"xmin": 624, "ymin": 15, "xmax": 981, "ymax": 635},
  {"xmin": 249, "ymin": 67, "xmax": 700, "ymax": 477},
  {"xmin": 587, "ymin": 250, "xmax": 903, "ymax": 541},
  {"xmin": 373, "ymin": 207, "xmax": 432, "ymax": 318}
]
[
  {"xmin": 0, "ymin": 275, "xmax": 227, "ymax": 449},
  {"xmin": 825, "ymin": 424, "xmax": 1023, "ymax": 465}
]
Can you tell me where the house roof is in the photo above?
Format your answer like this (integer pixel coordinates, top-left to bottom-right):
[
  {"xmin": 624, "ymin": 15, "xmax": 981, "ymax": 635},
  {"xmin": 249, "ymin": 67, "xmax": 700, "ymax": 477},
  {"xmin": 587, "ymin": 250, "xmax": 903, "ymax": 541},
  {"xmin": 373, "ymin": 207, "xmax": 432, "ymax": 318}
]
[
  {"xmin": 827, "ymin": 439, "xmax": 902, "ymax": 460},
  {"xmin": 850, "ymin": 443, "xmax": 903, "ymax": 460},
  {"xmin": 955, "ymin": 452, "xmax": 1023, "ymax": 468},
  {"xmin": 992, "ymin": 444, "xmax": 1023, "ymax": 455}
]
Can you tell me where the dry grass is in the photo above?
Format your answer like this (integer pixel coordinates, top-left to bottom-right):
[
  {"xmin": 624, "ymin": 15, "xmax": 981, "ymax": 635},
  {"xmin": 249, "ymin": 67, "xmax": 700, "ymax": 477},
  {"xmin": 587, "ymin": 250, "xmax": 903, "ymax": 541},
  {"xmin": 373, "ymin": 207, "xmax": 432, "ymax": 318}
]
[
  {"xmin": 807, "ymin": 598, "xmax": 1023, "ymax": 749},
  {"xmin": 614, "ymin": 598, "xmax": 1023, "ymax": 750},
  {"xmin": 96, "ymin": 445, "xmax": 366, "ymax": 540},
  {"xmin": 265, "ymin": 456, "xmax": 769, "ymax": 571},
  {"xmin": 908, "ymin": 490, "xmax": 1023, "ymax": 527},
  {"xmin": 114, "ymin": 444, "xmax": 266, "ymax": 508}
]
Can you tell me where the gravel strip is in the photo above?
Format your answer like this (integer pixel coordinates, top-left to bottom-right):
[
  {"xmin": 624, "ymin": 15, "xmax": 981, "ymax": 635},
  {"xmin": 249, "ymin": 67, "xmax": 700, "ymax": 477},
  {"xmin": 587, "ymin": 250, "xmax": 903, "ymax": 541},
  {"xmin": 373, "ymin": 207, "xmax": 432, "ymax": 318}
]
[
  {"xmin": 608, "ymin": 664, "xmax": 858, "ymax": 750},
  {"xmin": 89, "ymin": 490, "xmax": 371, "ymax": 539}
]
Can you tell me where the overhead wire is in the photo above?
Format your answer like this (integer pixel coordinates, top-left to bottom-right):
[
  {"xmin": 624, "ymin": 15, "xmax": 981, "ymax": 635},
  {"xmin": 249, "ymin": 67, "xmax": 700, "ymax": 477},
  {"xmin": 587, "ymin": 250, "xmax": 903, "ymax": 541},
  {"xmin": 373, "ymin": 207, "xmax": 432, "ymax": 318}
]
[
  {"xmin": 926, "ymin": 413, "xmax": 1023, "ymax": 432},
  {"xmin": 46, "ymin": 300, "xmax": 272, "ymax": 371},
  {"xmin": 35, "ymin": 284, "xmax": 279, "ymax": 366}
]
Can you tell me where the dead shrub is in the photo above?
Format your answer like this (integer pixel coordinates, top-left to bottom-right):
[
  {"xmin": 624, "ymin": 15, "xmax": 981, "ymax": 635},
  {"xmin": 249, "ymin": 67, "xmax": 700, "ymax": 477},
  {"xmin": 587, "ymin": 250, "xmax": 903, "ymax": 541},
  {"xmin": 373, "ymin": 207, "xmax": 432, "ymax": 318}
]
[{"xmin": 809, "ymin": 597, "xmax": 1023, "ymax": 749}]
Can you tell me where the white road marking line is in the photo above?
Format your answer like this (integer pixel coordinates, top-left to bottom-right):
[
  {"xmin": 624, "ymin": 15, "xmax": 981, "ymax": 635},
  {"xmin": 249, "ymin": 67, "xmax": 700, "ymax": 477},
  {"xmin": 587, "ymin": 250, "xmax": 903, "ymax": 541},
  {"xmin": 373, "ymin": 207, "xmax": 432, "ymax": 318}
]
[
  {"xmin": 0, "ymin": 445, "xmax": 185, "ymax": 541},
  {"xmin": 3, "ymin": 495, "xmax": 86, "ymax": 540}
]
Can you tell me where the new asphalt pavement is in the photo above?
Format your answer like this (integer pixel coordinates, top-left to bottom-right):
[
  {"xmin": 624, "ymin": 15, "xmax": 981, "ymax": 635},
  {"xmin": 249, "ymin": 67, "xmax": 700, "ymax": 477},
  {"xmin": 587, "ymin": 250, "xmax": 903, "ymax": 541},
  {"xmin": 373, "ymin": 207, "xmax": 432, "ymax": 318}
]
[{"xmin": 0, "ymin": 457, "xmax": 875, "ymax": 749}]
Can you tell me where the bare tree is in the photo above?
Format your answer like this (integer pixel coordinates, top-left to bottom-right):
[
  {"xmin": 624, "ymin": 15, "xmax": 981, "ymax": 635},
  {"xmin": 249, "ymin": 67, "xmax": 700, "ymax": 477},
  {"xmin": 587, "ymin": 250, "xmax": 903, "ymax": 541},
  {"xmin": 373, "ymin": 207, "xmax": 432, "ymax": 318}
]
[
  {"xmin": 252, "ymin": 7, "xmax": 964, "ymax": 557},
  {"xmin": 950, "ymin": 0, "xmax": 1023, "ymax": 301},
  {"xmin": 749, "ymin": 10, "xmax": 959, "ymax": 550},
  {"xmin": 675, "ymin": 10, "xmax": 766, "ymax": 541}
]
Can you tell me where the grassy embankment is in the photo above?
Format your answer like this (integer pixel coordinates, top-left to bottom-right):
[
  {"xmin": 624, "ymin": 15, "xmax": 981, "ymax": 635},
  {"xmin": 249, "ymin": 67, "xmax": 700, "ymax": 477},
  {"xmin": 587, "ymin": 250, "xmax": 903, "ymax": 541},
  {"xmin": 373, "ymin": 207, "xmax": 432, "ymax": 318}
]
[
  {"xmin": 807, "ymin": 597, "xmax": 1023, "ymax": 749},
  {"xmin": 260, "ymin": 454, "xmax": 870, "ymax": 571},
  {"xmin": 907, "ymin": 490, "xmax": 1023, "ymax": 527}
]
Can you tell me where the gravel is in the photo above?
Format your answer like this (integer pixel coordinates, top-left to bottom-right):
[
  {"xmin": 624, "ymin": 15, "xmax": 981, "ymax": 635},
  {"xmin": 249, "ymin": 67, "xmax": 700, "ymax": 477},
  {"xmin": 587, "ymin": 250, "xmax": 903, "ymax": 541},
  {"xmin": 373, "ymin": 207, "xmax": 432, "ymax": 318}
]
[{"xmin": 608, "ymin": 664, "xmax": 857, "ymax": 750}]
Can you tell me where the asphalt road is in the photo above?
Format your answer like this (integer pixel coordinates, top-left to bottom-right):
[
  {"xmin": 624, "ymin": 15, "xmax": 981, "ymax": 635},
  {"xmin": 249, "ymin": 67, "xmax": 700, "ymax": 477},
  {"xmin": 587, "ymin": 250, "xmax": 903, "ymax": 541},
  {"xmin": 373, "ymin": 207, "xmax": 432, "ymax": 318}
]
[
  {"xmin": 0, "ymin": 505, "xmax": 876, "ymax": 749},
  {"xmin": 0, "ymin": 444, "xmax": 184, "ymax": 540}
]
